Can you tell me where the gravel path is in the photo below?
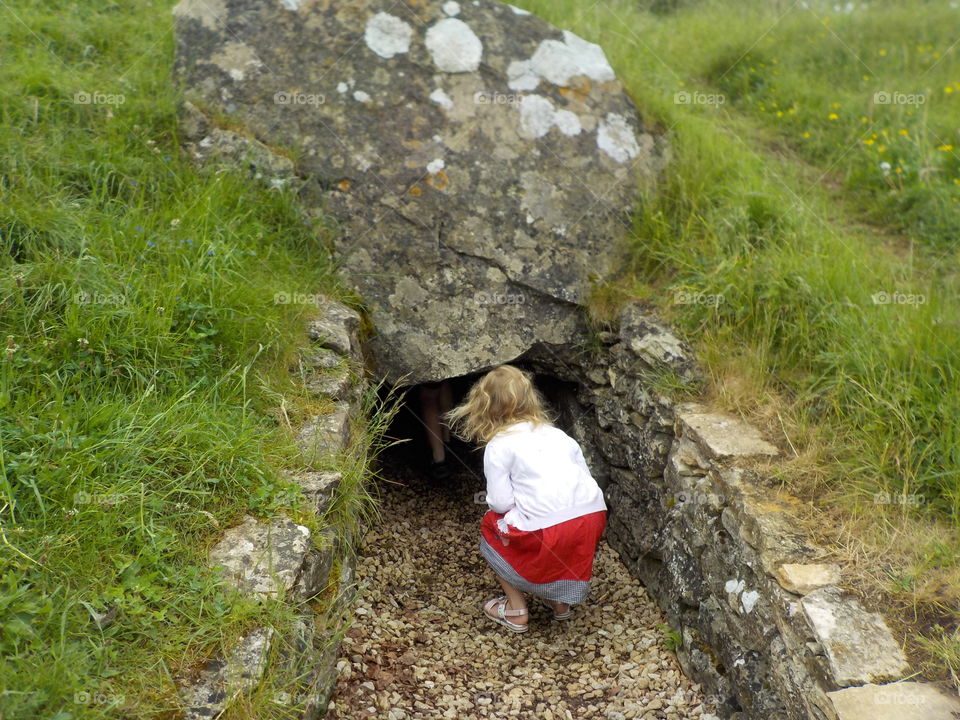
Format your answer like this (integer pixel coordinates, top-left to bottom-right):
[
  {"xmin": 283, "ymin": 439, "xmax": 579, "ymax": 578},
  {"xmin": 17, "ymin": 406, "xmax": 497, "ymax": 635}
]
[{"xmin": 328, "ymin": 452, "xmax": 709, "ymax": 720}]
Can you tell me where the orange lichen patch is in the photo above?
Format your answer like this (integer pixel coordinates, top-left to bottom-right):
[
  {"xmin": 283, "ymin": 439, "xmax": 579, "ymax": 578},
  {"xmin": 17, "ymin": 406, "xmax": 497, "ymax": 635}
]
[
  {"xmin": 403, "ymin": 139, "xmax": 423, "ymax": 150},
  {"xmin": 560, "ymin": 76, "xmax": 592, "ymax": 104},
  {"xmin": 426, "ymin": 170, "xmax": 449, "ymax": 191},
  {"xmin": 410, "ymin": 115, "xmax": 430, "ymax": 135},
  {"xmin": 409, "ymin": 186, "xmax": 422, "ymax": 196},
  {"xmin": 336, "ymin": 179, "xmax": 352, "ymax": 192}
]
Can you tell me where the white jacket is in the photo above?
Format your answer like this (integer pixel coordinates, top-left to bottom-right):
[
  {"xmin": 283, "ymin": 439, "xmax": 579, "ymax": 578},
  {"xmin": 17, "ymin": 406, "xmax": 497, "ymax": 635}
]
[{"xmin": 483, "ymin": 421, "xmax": 606, "ymax": 532}]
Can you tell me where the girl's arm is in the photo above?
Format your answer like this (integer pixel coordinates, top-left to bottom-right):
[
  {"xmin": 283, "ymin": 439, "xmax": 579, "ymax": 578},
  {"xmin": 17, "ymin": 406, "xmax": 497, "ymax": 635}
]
[{"xmin": 483, "ymin": 443, "xmax": 515, "ymax": 513}]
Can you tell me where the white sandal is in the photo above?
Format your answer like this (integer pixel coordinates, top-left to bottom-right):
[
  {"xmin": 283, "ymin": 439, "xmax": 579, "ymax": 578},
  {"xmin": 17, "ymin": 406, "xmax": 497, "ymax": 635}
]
[{"xmin": 483, "ymin": 596, "xmax": 528, "ymax": 633}]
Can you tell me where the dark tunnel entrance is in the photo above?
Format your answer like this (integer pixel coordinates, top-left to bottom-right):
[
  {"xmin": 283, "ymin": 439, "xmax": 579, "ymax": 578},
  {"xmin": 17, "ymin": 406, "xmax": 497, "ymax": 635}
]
[{"xmin": 377, "ymin": 365, "xmax": 585, "ymax": 489}]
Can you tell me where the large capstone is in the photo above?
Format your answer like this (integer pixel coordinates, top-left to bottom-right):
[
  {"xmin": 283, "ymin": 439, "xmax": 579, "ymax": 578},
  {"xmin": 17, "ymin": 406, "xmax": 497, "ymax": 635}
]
[{"xmin": 173, "ymin": 0, "xmax": 667, "ymax": 384}]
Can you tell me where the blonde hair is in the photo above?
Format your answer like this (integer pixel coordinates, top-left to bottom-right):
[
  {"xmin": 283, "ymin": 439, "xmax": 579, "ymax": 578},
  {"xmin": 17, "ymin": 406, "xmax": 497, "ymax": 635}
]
[{"xmin": 445, "ymin": 365, "xmax": 552, "ymax": 445}]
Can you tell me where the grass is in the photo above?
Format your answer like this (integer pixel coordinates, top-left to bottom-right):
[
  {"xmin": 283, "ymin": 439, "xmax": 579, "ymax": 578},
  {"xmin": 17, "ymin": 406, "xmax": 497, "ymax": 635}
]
[
  {"xmin": 516, "ymin": 0, "xmax": 960, "ymax": 683},
  {"xmin": 3, "ymin": 0, "xmax": 959, "ymax": 710},
  {"xmin": 0, "ymin": 1, "xmax": 379, "ymax": 717}
]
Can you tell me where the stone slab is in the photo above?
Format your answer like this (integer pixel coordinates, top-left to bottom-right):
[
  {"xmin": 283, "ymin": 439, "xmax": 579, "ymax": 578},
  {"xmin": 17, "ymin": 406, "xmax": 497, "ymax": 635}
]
[
  {"xmin": 174, "ymin": 0, "xmax": 666, "ymax": 385},
  {"xmin": 179, "ymin": 627, "xmax": 274, "ymax": 720},
  {"xmin": 297, "ymin": 402, "xmax": 352, "ymax": 461},
  {"xmin": 678, "ymin": 410, "xmax": 779, "ymax": 461},
  {"xmin": 306, "ymin": 297, "xmax": 361, "ymax": 357},
  {"xmin": 827, "ymin": 681, "xmax": 960, "ymax": 720},
  {"xmin": 801, "ymin": 587, "xmax": 909, "ymax": 687},
  {"xmin": 209, "ymin": 515, "xmax": 314, "ymax": 598},
  {"xmin": 776, "ymin": 563, "xmax": 842, "ymax": 595}
]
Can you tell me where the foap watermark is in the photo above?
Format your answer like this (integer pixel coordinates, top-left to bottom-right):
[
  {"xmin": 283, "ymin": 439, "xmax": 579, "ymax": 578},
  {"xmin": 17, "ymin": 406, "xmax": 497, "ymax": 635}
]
[
  {"xmin": 674, "ymin": 91, "xmax": 726, "ymax": 106},
  {"xmin": 274, "ymin": 291, "xmax": 326, "ymax": 305},
  {"xmin": 873, "ymin": 491, "xmax": 925, "ymax": 507},
  {"xmin": 873, "ymin": 90, "xmax": 926, "ymax": 106},
  {"xmin": 472, "ymin": 691, "xmax": 502, "ymax": 706},
  {"xmin": 873, "ymin": 689, "xmax": 925, "ymax": 707},
  {"xmin": 74, "ymin": 290, "xmax": 125, "ymax": 306},
  {"xmin": 73, "ymin": 690, "xmax": 125, "ymax": 706},
  {"xmin": 871, "ymin": 291, "xmax": 926, "ymax": 307},
  {"xmin": 473, "ymin": 90, "xmax": 523, "ymax": 106},
  {"xmin": 74, "ymin": 91, "xmax": 125, "ymax": 105},
  {"xmin": 624, "ymin": 487, "xmax": 725, "ymax": 507},
  {"xmin": 273, "ymin": 91, "xmax": 325, "ymax": 107},
  {"xmin": 473, "ymin": 491, "xmax": 488, "ymax": 505},
  {"xmin": 73, "ymin": 490, "xmax": 127, "ymax": 507},
  {"xmin": 673, "ymin": 290, "xmax": 724, "ymax": 307},
  {"xmin": 474, "ymin": 291, "xmax": 525, "ymax": 306}
]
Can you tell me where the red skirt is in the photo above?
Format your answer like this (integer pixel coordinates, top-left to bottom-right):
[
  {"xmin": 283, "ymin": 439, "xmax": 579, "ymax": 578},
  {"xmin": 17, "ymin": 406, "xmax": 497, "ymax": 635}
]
[{"xmin": 479, "ymin": 510, "xmax": 606, "ymax": 603}]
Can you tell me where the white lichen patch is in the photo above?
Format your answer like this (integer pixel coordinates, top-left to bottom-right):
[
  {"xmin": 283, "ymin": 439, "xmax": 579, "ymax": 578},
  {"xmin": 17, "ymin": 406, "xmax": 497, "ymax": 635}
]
[
  {"xmin": 279, "ymin": 0, "xmax": 301, "ymax": 10},
  {"xmin": 427, "ymin": 158, "xmax": 445, "ymax": 173},
  {"xmin": 740, "ymin": 590, "xmax": 760, "ymax": 614},
  {"xmin": 337, "ymin": 82, "xmax": 349, "ymax": 94},
  {"xmin": 507, "ymin": 59, "xmax": 540, "ymax": 91},
  {"xmin": 518, "ymin": 95, "xmax": 556, "ymax": 139},
  {"xmin": 520, "ymin": 30, "xmax": 615, "ymax": 87},
  {"xmin": 597, "ymin": 112, "xmax": 640, "ymax": 163},
  {"xmin": 364, "ymin": 12, "xmax": 413, "ymax": 60},
  {"xmin": 553, "ymin": 109, "xmax": 582, "ymax": 136},
  {"xmin": 517, "ymin": 95, "xmax": 582, "ymax": 139},
  {"xmin": 353, "ymin": 90, "xmax": 371, "ymax": 102},
  {"xmin": 425, "ymin": 18, "xmax": 483, "ymax": 73},
  {"xmin": 429, "ymin": 88, "xmax": 454, "ymax": 111},
  {"xmin": 442, "ymin": 1, "xmax": 461, "ymax": 16},
  {"xmin": 508, "ymin": 4, "xmax": 531, "ymax": 15},
  {"xmin": 724, "ymin": 579, "xmax": 745, "ymax": 594}
]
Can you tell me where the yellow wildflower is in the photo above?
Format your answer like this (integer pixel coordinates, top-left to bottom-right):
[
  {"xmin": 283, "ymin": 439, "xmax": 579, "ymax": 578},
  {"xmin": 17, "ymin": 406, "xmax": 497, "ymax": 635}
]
[{"xmin": 828, "ymin": 113, "xmax": 839, "ymax": 120}]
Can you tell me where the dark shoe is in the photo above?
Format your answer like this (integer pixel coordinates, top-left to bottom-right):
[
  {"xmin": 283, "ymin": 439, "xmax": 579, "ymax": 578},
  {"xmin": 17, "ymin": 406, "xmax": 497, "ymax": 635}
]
[{"xmin": 429, "ymin": 460, "xmax": 451, "ymax": 481}]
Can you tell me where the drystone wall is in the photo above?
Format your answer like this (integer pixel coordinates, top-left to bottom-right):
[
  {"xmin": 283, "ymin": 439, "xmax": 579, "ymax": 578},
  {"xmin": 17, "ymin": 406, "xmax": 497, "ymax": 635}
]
[
  {"xmin": 522, "ymin": 302, "xmax": 960, "ymax": 720},
  {"xmin": 176, "ymin": 298, "xmax": 364, "ymax": 720}
]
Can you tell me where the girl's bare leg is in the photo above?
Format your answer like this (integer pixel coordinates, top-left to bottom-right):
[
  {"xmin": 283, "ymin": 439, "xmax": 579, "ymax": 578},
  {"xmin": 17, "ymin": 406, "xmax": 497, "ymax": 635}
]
[
  {"xmin": 439, "ymin": 380, "xmax": 453, "ymax": 443},
  {"xmin": 495, "ymin": 576, "xmax": 528, "ymax": 626},
  {"xmin": 419, "ymin": 385, "xmax": 445, "ymax": 463}
]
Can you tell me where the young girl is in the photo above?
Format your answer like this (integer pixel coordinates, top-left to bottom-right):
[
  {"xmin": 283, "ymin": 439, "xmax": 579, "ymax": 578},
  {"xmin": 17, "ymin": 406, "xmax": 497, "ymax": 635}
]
[{"xmin": 446, "ymin": 365, "xmax": 607, "ymax": 633}]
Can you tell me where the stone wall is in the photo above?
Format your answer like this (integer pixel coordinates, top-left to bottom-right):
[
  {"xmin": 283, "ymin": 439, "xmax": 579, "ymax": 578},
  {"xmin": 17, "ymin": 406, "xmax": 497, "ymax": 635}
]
[
  {"xmin": 521, "ymin": 303, "xmax": 959, "ymax": 720},
  {"xmin": 176, "ymin": 297, "xmax": 365, "ymax": 720}
]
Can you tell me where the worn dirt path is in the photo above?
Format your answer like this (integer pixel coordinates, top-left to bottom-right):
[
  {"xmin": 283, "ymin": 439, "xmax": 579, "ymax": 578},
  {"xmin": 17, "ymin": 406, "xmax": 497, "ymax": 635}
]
[{"xmin": 328, "ymin": 450, "xmax": 710, "ymax": 720}]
